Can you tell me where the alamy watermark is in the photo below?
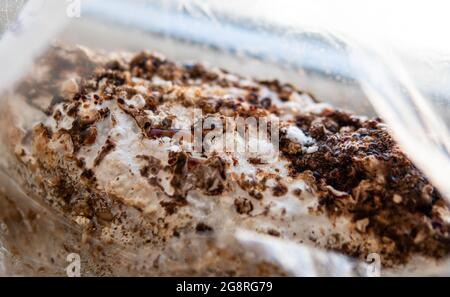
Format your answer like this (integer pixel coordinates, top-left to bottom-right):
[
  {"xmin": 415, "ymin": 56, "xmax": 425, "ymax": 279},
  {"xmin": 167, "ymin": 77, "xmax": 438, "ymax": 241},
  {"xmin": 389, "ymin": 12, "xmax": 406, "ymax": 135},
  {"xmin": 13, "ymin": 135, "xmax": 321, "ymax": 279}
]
[
  {"xmin": 66, "ymin": 253, "xmax": 81, "ymax": 277},
  {"xmin": 365, "ymin": 253, "xmax": 381, "ymax": 277},
  {"xmin": 66, "ymin": 0, "xmax": 81, "ymax": 18},
  {"xmin": 162, "ymin": 109, "xmax": 281, "ymax": 161}
]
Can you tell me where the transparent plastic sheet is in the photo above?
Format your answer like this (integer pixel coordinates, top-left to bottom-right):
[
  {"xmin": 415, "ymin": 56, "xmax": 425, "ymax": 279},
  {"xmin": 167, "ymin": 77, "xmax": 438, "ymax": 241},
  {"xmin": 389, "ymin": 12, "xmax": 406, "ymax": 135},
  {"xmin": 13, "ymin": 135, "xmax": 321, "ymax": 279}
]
[{"xmin": 0, "ymin": 0, "xmax": 449, "ymax": 276}]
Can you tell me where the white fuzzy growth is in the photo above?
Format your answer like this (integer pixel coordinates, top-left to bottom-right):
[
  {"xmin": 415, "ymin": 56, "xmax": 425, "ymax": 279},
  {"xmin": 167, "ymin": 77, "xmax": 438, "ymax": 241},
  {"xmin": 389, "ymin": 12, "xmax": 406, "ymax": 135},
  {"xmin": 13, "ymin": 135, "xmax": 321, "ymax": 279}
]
[
  {"xmin": 285, "ymin": 126, "xmax": 314, "ymax": 146},
  {"xmin": 305, "ymin": 145, "xmax": 318, "ymax": 154}
]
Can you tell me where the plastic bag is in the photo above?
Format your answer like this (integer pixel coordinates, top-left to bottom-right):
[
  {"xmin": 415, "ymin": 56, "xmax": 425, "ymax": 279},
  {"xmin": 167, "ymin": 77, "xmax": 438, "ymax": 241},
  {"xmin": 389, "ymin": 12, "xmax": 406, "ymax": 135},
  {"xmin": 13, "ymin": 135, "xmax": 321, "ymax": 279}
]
[{"xmin": 0, "ymin": 0, "xmax": 449, "ymax": 276}]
